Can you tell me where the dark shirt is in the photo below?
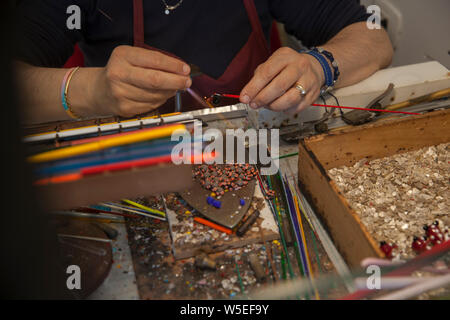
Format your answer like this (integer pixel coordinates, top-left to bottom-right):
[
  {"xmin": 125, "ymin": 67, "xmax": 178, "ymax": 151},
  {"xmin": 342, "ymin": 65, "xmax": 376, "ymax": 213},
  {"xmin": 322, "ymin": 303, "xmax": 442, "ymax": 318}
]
[{"xmin": 15, "ymin": 0, "xmax": 369, "ymax": 79}]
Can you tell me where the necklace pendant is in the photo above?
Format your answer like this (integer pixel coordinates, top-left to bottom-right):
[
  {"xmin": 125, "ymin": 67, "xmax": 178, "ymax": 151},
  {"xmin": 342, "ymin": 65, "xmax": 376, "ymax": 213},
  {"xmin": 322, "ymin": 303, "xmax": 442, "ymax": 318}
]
[{"xmin": 165, "ymin": 9, "xmax": 170, "ymax": 15}]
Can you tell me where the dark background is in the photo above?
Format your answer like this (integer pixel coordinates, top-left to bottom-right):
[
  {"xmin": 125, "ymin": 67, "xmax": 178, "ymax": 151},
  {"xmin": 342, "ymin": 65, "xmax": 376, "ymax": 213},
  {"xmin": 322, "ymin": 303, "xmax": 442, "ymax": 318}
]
[{"xmin": 0, "ymin": 0, "xmax": 69, "ymax": 299}]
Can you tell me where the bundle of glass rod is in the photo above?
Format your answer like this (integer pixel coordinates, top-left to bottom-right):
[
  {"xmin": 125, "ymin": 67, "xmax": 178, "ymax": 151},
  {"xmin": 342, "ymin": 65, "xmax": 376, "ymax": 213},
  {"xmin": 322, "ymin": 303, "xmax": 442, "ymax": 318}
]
[
  {"xmin": 100, "ymin": 199, "xmax": 166, "ymax": 221},
  {"xmin": 27, "ymin": 122, "xmax": 206, "ymax": 185},
  {"xmin": 255, "ymin": 169, "xmax": 295, "ymax": 280},
  {"xmin": 255, "ymin": 167, "xmax": 324, "ymax": 299},
  {"xmin": 284, "ymin": 172, "xmax": 359, "ymax": 297},
  {"xmin": 51, "ymin": 198, "xmax": 167, "ymax": 222},
  {"xmin": 282, "ymin": 172, "xmax": 321, "ymax": 299}
]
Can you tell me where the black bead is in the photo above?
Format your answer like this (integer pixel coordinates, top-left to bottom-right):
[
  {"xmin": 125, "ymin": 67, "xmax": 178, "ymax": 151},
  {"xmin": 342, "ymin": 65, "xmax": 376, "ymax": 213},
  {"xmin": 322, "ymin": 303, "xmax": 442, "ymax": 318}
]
[{"xmin": 211, "ymin": 94, "xmax": 221, "ymax": 106}]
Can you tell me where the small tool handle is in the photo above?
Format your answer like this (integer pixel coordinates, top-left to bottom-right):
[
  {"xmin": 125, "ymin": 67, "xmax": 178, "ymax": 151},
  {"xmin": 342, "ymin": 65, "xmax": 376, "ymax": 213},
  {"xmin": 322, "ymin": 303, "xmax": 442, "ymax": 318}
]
[
  {"xmin": 248, "ymin": 253, "xmax": 266, "ymax": 281},
  {"xmin": 236, "ymin": 210, "xmax": 260, "ymax": 237},
  {"xmin": 281, "ymin": 215, "xmax": 293, "ymax": 246}
]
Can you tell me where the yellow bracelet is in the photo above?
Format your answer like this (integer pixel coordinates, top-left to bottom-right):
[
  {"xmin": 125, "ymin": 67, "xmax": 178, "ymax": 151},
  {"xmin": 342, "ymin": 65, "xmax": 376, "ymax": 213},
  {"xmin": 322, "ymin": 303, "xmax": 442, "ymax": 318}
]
[{"xmin": 61, "ymin": 66, "xmax": 81, "ymax": 119}]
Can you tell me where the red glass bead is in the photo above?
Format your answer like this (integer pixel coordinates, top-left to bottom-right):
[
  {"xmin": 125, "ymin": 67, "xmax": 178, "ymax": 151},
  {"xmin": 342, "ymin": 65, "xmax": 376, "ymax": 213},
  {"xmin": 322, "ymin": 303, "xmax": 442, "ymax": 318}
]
[
  {"xmin": 380, "ymin": 241, "xmax": 396, "ymax": 259},
  {"xmin": 412, "ymin": 236, "xmax": 428, "ymax": 253},
  {"xmin": 424, "ymin": 223, "xmax": 444, "ymax": 245}
]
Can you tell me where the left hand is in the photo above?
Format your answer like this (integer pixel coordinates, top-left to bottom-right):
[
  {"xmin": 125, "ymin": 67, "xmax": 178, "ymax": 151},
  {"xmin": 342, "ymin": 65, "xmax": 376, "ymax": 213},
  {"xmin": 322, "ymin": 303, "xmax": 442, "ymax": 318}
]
[{"xmin": 240, "ymin": 47, "xmax": 325, "ymax": 115}]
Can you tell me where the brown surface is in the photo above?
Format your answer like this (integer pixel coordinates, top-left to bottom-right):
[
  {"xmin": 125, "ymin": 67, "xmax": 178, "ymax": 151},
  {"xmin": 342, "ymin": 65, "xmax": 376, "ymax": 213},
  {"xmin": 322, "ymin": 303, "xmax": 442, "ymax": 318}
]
[
  {"xmin": 171, "ymin": 216, "xmax": 279, "ymax": 260},
  {"xmin": 36, "ymin": 163, "xmax": 193, "ymax": 211},
  {"xmin": 298, "ymin": 109, "xmax": 450, "ymax": 267},
  {"xmin": 172, "ymin": 189, "xmax": 279, "ymax": 259},
  {"xmin": 125, "ymin": 195, "xmax": 341, "ymax": 300},
  {"xmin": 180, "ymin": 179, "xmax": 255, "ymax": 229},
  {"xmin": 126, "ymin": 212, "xmax": 343, "ymax": 299},
  {"xmin": 54, "ymin": 219, "xmax": 113, "ymax": 298}
]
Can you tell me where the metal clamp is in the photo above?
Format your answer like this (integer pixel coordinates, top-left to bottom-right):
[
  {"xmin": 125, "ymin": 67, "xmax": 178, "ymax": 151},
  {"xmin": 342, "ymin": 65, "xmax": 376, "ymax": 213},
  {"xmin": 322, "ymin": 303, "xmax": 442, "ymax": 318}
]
[{"xmin": 342, "ymin": 83, "xmax": 395, "ymax": 125}]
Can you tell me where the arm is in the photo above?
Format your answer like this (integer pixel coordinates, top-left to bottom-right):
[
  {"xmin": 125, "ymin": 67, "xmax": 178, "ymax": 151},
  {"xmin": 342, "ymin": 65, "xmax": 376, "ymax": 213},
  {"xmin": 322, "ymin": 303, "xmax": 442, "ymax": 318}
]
[
  {"xmin": 240, "ymin": 22, "xmax": 393, "ymax": 114},
  {"xmin": 15, "ymin": 62, "xmax": 100, "ymax": 123},
  {"xmin": 322, "ymin": 22, "xmax": 393, "ymax": 89},
  {"xmin": 15, "ymin": 1, "xmax": 191, "ymax": 124},
  {"xmin": 15, "ymin": 46, "xmax": 192, "ymax": 124}
]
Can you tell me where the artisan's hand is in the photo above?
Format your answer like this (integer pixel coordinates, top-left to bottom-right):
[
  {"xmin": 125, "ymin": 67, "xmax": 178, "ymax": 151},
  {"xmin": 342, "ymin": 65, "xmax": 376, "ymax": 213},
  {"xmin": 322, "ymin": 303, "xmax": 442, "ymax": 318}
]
[
  {"xmin": 240, "ymin": 47, "xmax": 325, "ymax": 115},
  {"xmin": 93, "ymin": 46, "xmax": 192, "ymax": 117}
]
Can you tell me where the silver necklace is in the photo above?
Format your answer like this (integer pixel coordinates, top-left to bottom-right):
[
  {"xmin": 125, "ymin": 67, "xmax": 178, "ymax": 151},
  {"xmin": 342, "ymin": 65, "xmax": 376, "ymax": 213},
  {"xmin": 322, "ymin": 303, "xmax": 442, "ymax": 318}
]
[{"xmin": 162, "ymin": 0, "xmax": 184, "ymax": 15}]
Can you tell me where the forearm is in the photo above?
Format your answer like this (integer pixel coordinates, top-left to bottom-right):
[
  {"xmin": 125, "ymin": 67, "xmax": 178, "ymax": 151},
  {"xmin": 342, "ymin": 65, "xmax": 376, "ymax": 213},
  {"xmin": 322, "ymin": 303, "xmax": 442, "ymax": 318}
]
[
  {"xmin": 14, "ymin": 62, "xmax": 106, "ymax": 124},
  {"xmin": 15, "ymin": 46, "xmax": 191, "ymax": 124},
  {"xmin": 321, "ymin": 21, "xmax": 393, "ymax": 88}
]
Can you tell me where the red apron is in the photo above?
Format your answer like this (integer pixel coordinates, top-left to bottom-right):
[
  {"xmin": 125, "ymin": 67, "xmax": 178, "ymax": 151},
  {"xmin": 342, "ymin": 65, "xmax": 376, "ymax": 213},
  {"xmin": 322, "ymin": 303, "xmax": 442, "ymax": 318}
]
[{"xmin": 132, "ymin": 0, "xmax": 271, "ymax": 112}]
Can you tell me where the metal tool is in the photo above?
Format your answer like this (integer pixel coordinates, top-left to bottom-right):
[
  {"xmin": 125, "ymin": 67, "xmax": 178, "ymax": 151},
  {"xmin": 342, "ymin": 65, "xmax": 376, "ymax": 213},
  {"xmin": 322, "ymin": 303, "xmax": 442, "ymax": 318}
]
[
  {"xmin": 248, "ymin": 253, "xmax": 266, "ymax": 282},
  {"xmin": 58, "ymin": 233, "xmax": 112, "ymax": 243},
  {"xmin": 342, "ymin": 83, "xmax": 395, "ymax": 125},
  {"xmin": 175, "ymin": 91, "xmax": 182, "ymax": 112},
  {"xmin": 236, "ymin": 209, "xmax": 260, "ymax": 237},
  {"xmin": 281, "ymin": 215, "xmax": 293, "ymax": 246},
  {"xmin": 174, "ymin": 64, "xmax": 204, "ymax": 112},
  {"xmin": 195, "ymin": 252, "xmax": 217, "ymax": 270}
]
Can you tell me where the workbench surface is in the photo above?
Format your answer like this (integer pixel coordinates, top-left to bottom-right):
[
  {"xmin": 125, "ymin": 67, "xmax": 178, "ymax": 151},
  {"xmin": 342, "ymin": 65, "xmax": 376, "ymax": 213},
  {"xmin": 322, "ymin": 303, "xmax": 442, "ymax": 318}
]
[{"xmin": 87, "ymin": 108, "xmax": 349, "ymax": 300}]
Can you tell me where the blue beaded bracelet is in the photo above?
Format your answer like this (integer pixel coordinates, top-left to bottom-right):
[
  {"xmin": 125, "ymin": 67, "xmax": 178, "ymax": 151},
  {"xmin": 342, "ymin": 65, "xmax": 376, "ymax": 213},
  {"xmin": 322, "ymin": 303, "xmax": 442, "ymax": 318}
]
[
  {"xmin": 302, "ymin": 47, "xmax": 339, "ymax": 94},
  {"xmin": 304, "ymin": 49, "xmax": 333, "ymax": 87},
  {"xmin": 316, "ymin": 47, "xmax": 340, "ymax": 83}
]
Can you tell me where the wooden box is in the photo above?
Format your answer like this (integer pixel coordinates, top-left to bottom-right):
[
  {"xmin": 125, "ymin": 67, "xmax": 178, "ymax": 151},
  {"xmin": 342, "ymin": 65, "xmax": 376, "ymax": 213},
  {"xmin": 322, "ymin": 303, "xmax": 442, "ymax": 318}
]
[{"xmin": 298, "ymin": 109, "xmax": 450, "ymax": 267}]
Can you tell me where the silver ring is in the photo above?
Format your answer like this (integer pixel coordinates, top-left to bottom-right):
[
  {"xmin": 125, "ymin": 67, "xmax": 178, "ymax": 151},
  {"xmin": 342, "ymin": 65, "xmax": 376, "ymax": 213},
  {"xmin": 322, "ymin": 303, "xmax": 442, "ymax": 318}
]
[{"xmin": 295, "ymin": 83, "xmax": 307, "ymax": 96}]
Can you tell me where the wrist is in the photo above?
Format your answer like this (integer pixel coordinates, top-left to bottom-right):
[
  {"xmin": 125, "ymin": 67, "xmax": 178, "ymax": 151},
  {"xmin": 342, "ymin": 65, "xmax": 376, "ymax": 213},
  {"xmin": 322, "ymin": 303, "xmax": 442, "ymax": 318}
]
[
  {"xmin": 84, "ymin": 67, "xmax": 110, "ymax": 117},
  {"xmin": 63, "ymin": 67, "xmax": 93, "ymax": 118},
  {"xmin": 316, "ymin": 46, "xmax": 339, "ymax": 84},
  {"xmin": 301, "ymin": 47, "xmax": 339, "ymax": 94},
  {"xmin": 61, "ymin": 67, "xmax": 82, "ymax": 119},
  {"xmin": 302, "ymin": 53, "xmax": 326, "ymax": 86}
]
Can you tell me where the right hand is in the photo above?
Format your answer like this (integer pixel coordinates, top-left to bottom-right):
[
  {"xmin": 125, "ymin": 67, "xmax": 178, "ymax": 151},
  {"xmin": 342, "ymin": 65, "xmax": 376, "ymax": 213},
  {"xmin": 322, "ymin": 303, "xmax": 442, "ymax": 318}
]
[{"xmin": 93, "ymin": 45, "xmax": 192, "ymax": 117}]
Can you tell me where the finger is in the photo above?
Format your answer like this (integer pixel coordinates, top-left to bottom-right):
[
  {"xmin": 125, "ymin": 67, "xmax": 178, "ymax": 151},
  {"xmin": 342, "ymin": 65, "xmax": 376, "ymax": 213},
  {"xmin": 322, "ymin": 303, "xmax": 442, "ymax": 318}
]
[
  {"xmin": 123, "ymin": 46, "xmax": 190, "ymax": 75},
  {"xmin": 268, "ymin": 73, "xmax": 314, "ymax": 111},
  {"xmin": 125, "ymin": 65, "xmax": 191, "ymax": 91},
  {"xmin": 284, "ymin": 89, "xmax": 319, "ymax": 116},
  {"xmin": 251, "ymin": 68, "xmax": 300, "ymax": 108},
  {"xmin": 240, "ymin": 57, "xmax": 288, "ymax": 106},
  {"xmin": 268, "ymin": 87, "xmax": 305, "ymax": 112}
]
